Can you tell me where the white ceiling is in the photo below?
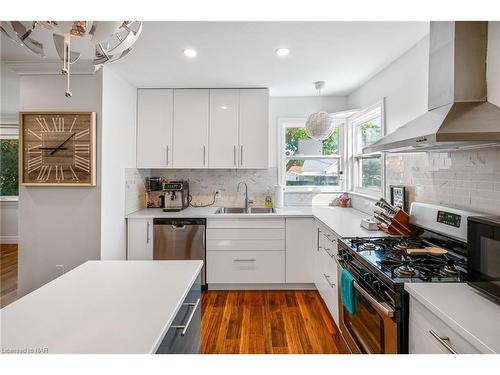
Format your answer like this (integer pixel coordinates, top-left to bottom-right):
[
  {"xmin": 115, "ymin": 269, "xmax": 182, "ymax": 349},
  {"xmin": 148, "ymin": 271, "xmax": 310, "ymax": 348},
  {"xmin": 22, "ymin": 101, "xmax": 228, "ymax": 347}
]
[{"xmin": 1, "ymin": 21, "xmax": 429, "ymax": 96}]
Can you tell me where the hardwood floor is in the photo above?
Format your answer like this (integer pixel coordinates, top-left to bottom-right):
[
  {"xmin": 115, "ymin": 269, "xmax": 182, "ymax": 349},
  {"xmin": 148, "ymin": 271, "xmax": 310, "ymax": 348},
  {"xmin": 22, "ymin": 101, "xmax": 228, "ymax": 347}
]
[
  {"xmin": 201, "ymin": 290, "xmax": 342, "ymax": 354},
  {"xmin": 0, "ymin": 243, "xmax": 18, "ymax": 308}
]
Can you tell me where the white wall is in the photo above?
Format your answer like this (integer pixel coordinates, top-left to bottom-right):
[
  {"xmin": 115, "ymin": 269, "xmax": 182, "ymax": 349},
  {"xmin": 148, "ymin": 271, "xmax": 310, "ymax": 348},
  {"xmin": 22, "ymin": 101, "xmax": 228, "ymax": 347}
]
[
  {"xmin": 100, "ymin": 67, "xmax": 137, "ymax": 260},
  {"xmin": 1, "ymin": 201, "xmax": 18, "ymax": 243},
  {"xmin": 488, "ymin": 22, "xmax": 500, "ymax": 106},
  {"xmin": 18, "ymin": 73, "xmax": 103, "ymax": 296},
  {"xmin": 348, "ymin": 35, "xmax": 429, "ymax": 134},
  {"xmin": 269, "ymin": 96, "xmax": 348, "ymax": 167}
]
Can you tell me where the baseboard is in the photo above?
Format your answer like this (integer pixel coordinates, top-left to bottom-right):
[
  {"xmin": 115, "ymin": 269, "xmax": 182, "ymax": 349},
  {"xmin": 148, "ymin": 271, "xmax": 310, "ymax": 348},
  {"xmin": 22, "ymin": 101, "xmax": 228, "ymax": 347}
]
[
  {"xmin": 208, "ymin": 283, "xmax": 316, "ymax": 291},
  {"xmin": 0, "ymin": 236, "xmax": 18, "ymax": 244}
]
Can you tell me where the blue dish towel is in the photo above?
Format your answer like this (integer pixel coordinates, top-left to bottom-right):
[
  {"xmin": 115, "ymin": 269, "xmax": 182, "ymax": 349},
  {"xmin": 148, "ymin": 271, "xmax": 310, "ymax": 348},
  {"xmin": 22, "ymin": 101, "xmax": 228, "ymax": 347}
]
[{"xmin": 340, "ymin": 268, "xmax": 357, "ymax": 315}]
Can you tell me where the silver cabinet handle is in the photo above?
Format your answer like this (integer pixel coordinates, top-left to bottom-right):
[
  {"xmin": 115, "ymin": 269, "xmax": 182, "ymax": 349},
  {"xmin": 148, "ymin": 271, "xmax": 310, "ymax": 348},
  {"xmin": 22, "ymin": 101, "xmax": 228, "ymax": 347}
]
[
  {"xmin": 233, "ymin": 145, "xmax": 237, "ymax": 166},
  {"xmin": 233, "ymin": 258, "xmax": 256, "ymax": 262},
  {"xmin": 429, "ymin": 330, "xmax": 457, "ymax": 354},
  {"xmin": 171, "ymin": 298, "xmax": 201, "ymax": 336},
  {"xmin": 323, "ymin": 273, "xmax": 336, "ymax": 288},
  {"xmin": 166, "ymin": 145, "xmax": 169, "ymax": 166},
  {"xmin": 240, "ymin": 145, "xmax": 243, "ymax": 166},
  {"xmin": 172, "ymin": 225, "xmax": 186, "ymax": 230},
  {"xmin": 202, "ymin": 145, "xmax": 206, "ymax": 166},
  {"xmin": 146, "ymin": 221, "xmax": 150, "ymax": 243},
  {"xmin": 323, "ymin": 247, "xmax": 335, "ymax": 258},
  {"xmin": 353, "ymin": 281, "xmax": 394, "ymax": 318}
]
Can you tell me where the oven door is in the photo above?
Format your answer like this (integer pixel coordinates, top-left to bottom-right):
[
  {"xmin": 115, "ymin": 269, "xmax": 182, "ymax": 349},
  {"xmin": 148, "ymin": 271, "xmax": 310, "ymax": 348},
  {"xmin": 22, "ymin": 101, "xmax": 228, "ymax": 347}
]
[{"xmin": 337, "ymin": 262, "xmax": 397, "ymax": 354}]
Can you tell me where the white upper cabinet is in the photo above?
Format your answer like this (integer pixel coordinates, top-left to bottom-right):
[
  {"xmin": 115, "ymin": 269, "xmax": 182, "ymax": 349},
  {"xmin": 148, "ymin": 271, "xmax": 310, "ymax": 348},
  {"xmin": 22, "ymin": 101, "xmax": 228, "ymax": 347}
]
[
  {"xmin": 136, "ymin": 89, "xmax": 173, "ymax": 168},
  {"xmin": 209, "ymin": 89, "xmax": 239, "ymax": 168},
  {"xmin": 238, "ymin": 89, "xmax": 269, "ymax": 169},
  {"xmin": 173, "ymin": 89, "xmax": 209, "ymax": 168}
]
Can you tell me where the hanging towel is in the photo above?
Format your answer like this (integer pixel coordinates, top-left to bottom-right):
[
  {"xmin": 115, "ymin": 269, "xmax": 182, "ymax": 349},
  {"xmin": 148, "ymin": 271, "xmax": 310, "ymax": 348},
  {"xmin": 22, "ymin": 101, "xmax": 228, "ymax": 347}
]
[{"xmin": 340, "ymin": 268, "xmax": 357, "ymax": 315}]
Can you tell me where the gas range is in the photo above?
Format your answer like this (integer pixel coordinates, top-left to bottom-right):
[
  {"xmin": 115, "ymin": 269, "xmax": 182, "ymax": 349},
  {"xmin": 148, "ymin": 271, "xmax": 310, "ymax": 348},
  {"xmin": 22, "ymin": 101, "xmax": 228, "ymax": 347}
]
[
  {"xmin": 335, "ymin": 203, "xmax": 479, "ymax": 354},
  {"xmin": 340, "ymin": 235, "xmax": 467, "ymax": 285}
]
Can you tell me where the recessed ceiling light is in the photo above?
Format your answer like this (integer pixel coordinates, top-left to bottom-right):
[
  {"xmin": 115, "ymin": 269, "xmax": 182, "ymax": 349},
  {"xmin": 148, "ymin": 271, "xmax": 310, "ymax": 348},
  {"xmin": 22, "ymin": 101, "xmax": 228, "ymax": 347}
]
[
  {"xmin": 275, "ymin": 48, "xmax": 290, "ymax": 57},
  {"xmin": 220, "ymin": 106, "xmax": 228, "ymax": 110},
  {"xmin": 183, "ymin": 48, "xmax": 197, "ymax": 58}
]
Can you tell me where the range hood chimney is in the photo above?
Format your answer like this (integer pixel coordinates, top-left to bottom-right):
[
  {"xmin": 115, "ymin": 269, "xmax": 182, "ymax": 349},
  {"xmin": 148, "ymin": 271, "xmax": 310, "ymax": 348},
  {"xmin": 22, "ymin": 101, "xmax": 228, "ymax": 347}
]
[{"xmin": 364, "ymin": 21, "xmax": 500, "ymax": 153}]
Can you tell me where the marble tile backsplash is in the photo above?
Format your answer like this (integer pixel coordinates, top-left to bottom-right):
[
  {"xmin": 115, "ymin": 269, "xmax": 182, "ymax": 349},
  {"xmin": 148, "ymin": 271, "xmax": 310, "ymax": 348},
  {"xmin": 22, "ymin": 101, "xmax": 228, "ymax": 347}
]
[
  {"xmin": 385, "ymin": 146, "xmax": 500, "ymax": 215},
  {"xmin": 125, "ymin": 168, "xmax": 150, "ymax": 215}
]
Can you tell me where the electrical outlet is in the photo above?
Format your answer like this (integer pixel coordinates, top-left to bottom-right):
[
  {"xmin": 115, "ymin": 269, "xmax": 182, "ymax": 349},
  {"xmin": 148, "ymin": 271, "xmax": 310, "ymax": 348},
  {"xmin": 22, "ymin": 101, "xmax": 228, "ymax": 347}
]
[
  {"xmin": 56, "ymin": 264, "xmax": 65, "ymax": 276},
  {"xmin": 215, "ymin": 190, "xmax": 221, "ymax": 199}
]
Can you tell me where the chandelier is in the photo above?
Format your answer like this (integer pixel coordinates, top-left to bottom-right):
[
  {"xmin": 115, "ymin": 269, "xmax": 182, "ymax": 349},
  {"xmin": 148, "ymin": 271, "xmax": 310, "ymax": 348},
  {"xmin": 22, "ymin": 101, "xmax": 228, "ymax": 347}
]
[{"xmin": 1, "ymin": 21, "xmax": 143, "ymax": 97}]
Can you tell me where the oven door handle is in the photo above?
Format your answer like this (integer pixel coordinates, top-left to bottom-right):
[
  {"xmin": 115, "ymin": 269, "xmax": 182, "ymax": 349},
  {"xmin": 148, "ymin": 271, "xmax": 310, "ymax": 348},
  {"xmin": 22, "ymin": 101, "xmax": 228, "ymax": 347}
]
[{"xmin": 353, "ymin": 281, "xmax": 395, "ymax": 318}]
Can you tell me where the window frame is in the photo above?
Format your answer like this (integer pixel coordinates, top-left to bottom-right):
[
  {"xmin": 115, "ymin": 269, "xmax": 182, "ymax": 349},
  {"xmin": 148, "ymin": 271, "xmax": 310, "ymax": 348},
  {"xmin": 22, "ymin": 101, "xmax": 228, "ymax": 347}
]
[
  {"xmin": 278, "ymin": 117, "xmax": 346, "ymax": 193},
  {"xmin": 348, "ymin": 100, "xmax": 385, "ymax": 198},
  {"xmin": 0, "ymin": 124, "xmax": 20, "ymax": 201}
]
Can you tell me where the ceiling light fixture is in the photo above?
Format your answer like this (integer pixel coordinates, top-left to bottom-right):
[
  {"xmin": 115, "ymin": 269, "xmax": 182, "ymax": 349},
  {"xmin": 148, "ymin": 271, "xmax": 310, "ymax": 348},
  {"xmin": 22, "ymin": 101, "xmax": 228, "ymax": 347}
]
[
  {"xmin": 275, "ymin": 48, "xmax": 290, "ymax": 57},
  {"xmin": 0, "ymin": 21, "xmax": 143, "ymax": 98},
  {"xmin": 183, "ymin": 48, "xmax": 197, "ymax": 58},
  {"xmin": 220, "ymin": 106, "xmax": 228, "ymax": 110},
  {"xmin": 305, "ymin": 81, "xmax": 335, "ymax": 141}
]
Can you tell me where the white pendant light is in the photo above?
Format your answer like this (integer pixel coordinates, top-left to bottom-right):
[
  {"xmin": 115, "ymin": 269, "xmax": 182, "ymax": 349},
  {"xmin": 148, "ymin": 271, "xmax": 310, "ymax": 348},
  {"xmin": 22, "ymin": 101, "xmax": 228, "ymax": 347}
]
[{"xmin": 305, "ymin": 81, "xmax": 335, "ymax": 141}]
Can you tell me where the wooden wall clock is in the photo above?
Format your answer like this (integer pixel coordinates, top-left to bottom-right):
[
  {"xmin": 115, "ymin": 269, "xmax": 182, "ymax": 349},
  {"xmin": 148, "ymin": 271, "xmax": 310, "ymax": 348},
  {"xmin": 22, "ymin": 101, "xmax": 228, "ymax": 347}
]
[{"xmin": 20, "ymin": 112, "xmax": 96, "ymax": 186}]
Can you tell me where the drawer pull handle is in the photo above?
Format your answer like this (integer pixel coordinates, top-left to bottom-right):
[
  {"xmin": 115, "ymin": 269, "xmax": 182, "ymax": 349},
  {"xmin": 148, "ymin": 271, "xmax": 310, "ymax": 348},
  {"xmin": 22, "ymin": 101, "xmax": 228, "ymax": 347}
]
[
  {"xmin": 429, "ymin": 330, "xmax": 457, "ymax": 354},
  {"xmin": 233, "ymin": 258, "xmax": 256, "ymax": 262},
  {"xmin": 323, "ymin": 247, "xmax": 335, "ymax": 258},
  {"xmin": 323, "ymin": 273, "xmax": 336, "ymax": 288},
  {"xmin": 171, "ymin": 298, "xmax": 201, "ymax": 336}
]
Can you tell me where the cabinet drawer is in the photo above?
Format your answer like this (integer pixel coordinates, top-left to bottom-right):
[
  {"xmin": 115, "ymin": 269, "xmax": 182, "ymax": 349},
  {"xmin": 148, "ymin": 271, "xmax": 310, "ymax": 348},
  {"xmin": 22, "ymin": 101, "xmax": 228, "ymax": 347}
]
[
  {"xmin": 409, "ymin": 296, "xmax": 481, "ymax": 354},
  {"xmin": 316, "ymin": 246, "xmax": 339, "ymax": 325},
  {"xmin": 207, "ymin": 228, "xmax": 285, "ymax": 240},
  {"xmin": 156, "ymin": 276, "xmax": 201, "ymax": 354},
  {"xmin": 207, "ymin": 250, "xmax": 285, "ymax": 283},
  {"xmin": 207, "ymin": 239, "xmax": 285, "ymax": 251},
  {"xmin": 207, "ymin": 218, "xmax": 285, "ymax": 229}
]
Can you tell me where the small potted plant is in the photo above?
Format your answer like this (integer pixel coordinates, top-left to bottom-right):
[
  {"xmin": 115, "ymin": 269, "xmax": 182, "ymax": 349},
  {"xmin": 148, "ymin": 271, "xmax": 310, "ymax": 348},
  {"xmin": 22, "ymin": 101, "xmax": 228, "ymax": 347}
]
[{"xmin": 338, "ymin": 192, "xmax": 351, "ymax": 208}]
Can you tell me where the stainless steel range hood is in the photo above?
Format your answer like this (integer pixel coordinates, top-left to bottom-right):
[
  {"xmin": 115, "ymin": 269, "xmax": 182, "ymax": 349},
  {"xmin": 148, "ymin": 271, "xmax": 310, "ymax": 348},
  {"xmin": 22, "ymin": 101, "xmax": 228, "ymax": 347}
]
[{"xmin": 364, "ymin": 22, "xmax": 500, "ymax": 153}]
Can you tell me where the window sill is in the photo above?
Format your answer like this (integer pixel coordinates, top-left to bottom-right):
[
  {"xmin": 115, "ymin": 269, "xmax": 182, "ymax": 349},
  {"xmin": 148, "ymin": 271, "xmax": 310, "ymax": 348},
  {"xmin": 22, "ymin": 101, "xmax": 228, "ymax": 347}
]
[
  {"xmin": 352, "ymin": 187, "xmax": 382, "ymax": 199},
  {"xmin": 284, "ymin": 187, "xmax": 342, "ymax": 194},
  {"xmin": 0, "ymin": 196, "xmax": 19, "ymax": 202}
]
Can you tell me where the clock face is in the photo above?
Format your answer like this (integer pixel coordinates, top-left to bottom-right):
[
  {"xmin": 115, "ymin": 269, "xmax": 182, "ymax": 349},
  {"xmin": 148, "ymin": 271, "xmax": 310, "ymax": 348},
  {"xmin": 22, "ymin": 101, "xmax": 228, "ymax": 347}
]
[{"xmin": 21, "ymin": 112, "xmax": 96, "ymax": 186}]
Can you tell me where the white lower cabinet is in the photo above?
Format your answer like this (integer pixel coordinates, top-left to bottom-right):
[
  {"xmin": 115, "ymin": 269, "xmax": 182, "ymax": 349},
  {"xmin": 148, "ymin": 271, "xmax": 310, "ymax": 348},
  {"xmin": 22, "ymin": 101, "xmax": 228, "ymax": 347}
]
[
  {"xmin": 409, "ymin": 295, "xmax": 482, "ymax": 354},
  {"xmin": 207, "ymin": 251, "xmax": 285, "ymax": 283},
  {"xmin": 206, "ymin": 218, "xmax": 285, "ymax": 284},
  {"xmin": 313, "ymin": 221, "xmax": 340, "ymax": 325},
  {"xmin": 285, "ymin": 218, "xmax": 315, "ymax": 283},
  {"xmin": 127, "ymin": 219, "xmax": 153, "ymax": 260}
]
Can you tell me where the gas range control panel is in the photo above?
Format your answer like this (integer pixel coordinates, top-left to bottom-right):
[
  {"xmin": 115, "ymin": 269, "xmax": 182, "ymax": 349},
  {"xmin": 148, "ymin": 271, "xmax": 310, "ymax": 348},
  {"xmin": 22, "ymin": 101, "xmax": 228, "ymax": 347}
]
[{"xmin": 436, "ymin": 210, "xmax": 461, "ymax": 228}]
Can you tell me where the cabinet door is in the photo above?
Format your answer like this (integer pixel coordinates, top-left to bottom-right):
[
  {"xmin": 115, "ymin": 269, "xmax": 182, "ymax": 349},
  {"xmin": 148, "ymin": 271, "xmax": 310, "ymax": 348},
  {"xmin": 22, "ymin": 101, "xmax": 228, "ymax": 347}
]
[
  {"xmin": 209, "ymin": 89, "xmax": 239, "ymax": 168},
  {"xmin": 137, "ymin": 89, "xmax": 173, "ymax": 168},
  {"xmin": 173, "ymin": 89, "xmax": 209, "ymax": 168},
  {"xmin": 238, "ymin": 89, "xmax": 269, "ymax": 169},
  {"xmin": 127, "ymin": 219, "xmax": 153, "ymax": 260},
  {"xmin": 285, "ymin": 218, "xmax": 315, "ymax": 283}
]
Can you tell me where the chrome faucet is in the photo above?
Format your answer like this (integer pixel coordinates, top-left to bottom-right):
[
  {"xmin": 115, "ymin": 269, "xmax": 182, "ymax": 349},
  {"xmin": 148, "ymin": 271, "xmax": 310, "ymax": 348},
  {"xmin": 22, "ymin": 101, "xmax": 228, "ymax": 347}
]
[{"xmin": 237, "ymin": 181, "xmax": 250, "ymax": 212}]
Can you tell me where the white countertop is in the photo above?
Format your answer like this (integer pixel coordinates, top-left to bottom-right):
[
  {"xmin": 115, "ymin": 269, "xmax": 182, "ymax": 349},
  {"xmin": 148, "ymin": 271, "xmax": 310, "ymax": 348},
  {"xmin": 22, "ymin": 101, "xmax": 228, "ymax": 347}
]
[
  {"xmin": 404, "ymin": 283, "xmax": 500, "ymax": 354},
  {"xmin": 126, "ymin": 206, "xmax": 387, "ymax": 238},
  {"xmin": 0, "ymin": 260, "xmax": 203, "ymax": 354}
]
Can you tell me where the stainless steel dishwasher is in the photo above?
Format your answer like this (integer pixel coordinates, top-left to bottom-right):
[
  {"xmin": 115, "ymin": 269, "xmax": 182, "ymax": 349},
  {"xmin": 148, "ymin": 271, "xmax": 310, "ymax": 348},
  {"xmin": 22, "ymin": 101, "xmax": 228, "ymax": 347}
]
[{"xmin": 153, "ymin": 218, "xmax": 206, "ymax": 286}]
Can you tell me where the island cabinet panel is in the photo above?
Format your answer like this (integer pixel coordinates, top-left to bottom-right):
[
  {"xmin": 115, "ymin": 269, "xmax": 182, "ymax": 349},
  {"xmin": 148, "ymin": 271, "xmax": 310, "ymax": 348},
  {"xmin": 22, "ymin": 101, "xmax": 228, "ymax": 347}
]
[
  {"xmin": 285, "ymin": 218, "xmax": 315, "ymax": 283},
  {"xmin": 127, "ymin": 219, "xmax": 153, "ymax": 260},
  {"xmin": 156, "ymin": 274, "xmax": 201, "ymax": 354}
]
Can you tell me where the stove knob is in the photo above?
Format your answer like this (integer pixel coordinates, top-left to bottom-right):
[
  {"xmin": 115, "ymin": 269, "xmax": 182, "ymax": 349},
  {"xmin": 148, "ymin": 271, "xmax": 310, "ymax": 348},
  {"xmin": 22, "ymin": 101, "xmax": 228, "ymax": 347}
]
[
  {"xmin": 343, "ymin": 254, "xmax": 350, "ymax": 262},
  {"xmin": 363, "ymin": 273, "xmax": 372, "ymax": 283},
  {"xmin": 371, "ymin": 280, "xmax": 381, "ymax": 291}
]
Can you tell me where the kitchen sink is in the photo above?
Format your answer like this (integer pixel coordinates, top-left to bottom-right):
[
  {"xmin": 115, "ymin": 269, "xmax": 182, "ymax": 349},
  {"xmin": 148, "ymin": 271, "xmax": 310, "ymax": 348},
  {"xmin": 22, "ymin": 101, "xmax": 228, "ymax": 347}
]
[{"xmin": 215, "ymin": 207, "xmax": 276, "ymax": 214}]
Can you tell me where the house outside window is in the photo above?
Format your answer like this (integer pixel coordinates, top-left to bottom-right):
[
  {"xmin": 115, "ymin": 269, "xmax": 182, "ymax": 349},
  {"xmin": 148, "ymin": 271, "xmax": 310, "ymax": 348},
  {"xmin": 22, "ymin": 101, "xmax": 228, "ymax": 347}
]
[
  {"xmin": 279, "ymin": 118, "xmax": 345, "ymax": 191},
  {"xmin": 350, "ymin": 101, "xmax": 385, "ymax": 197},
  {"xmin": 0, "ymin": 125, "xmax": 19, "ymax": 199}
]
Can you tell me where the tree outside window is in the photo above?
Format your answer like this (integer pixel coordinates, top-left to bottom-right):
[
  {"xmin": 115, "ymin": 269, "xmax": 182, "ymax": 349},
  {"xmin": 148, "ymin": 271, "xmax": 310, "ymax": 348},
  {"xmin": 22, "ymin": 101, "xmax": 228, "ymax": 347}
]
[{"xmin": 0, "ymin": 139, "xmax": 19, "ymax": 196}]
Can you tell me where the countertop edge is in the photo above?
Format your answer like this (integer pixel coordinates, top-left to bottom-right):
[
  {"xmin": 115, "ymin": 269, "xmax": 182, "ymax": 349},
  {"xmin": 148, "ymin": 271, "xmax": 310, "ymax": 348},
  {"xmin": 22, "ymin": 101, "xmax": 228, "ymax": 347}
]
[
  {"xmin": 148, "ymin": 260, "xmax": 203, "ymax": 354},
  {"xmin": 404, "ymin": 284, "xmax": 496, "ymax": 354}
]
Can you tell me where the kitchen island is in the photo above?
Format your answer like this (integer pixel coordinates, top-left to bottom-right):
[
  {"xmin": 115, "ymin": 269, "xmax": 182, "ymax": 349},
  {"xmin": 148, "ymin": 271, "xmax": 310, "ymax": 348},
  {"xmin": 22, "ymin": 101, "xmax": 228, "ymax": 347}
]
[{"xmin": 0, "ymin": 260, "xmax": 203, "ymax": 354}]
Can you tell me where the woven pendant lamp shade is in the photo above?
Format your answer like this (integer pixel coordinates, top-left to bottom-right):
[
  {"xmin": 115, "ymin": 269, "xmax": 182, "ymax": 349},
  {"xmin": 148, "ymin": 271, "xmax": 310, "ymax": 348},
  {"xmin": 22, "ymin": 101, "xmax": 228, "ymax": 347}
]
[{"xmin": 305, "ymin": 111, "xmax": 334, "ymax": 140}]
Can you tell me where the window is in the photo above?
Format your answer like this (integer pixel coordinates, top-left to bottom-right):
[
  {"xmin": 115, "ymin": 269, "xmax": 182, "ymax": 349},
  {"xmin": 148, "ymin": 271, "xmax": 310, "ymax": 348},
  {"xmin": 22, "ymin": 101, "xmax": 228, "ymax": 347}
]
[
  {"xmin": 0, "ymin": 125, "xmax": 19, "ymax": 198},
  {"xmin": 351, "ymin": 102, "xmax": 384, "ymax": 195},
  {"xmin": 280, "ymin": 118, "xmax": 344, "ymax": 190}
]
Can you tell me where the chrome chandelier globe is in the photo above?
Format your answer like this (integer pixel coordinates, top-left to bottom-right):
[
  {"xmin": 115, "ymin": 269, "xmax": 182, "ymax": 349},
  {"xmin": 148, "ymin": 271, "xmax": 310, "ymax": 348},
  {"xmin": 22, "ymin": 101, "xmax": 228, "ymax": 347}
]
[{"xmin": 1, "ymin": 21, "xmax": 143, "ymax": 97}]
